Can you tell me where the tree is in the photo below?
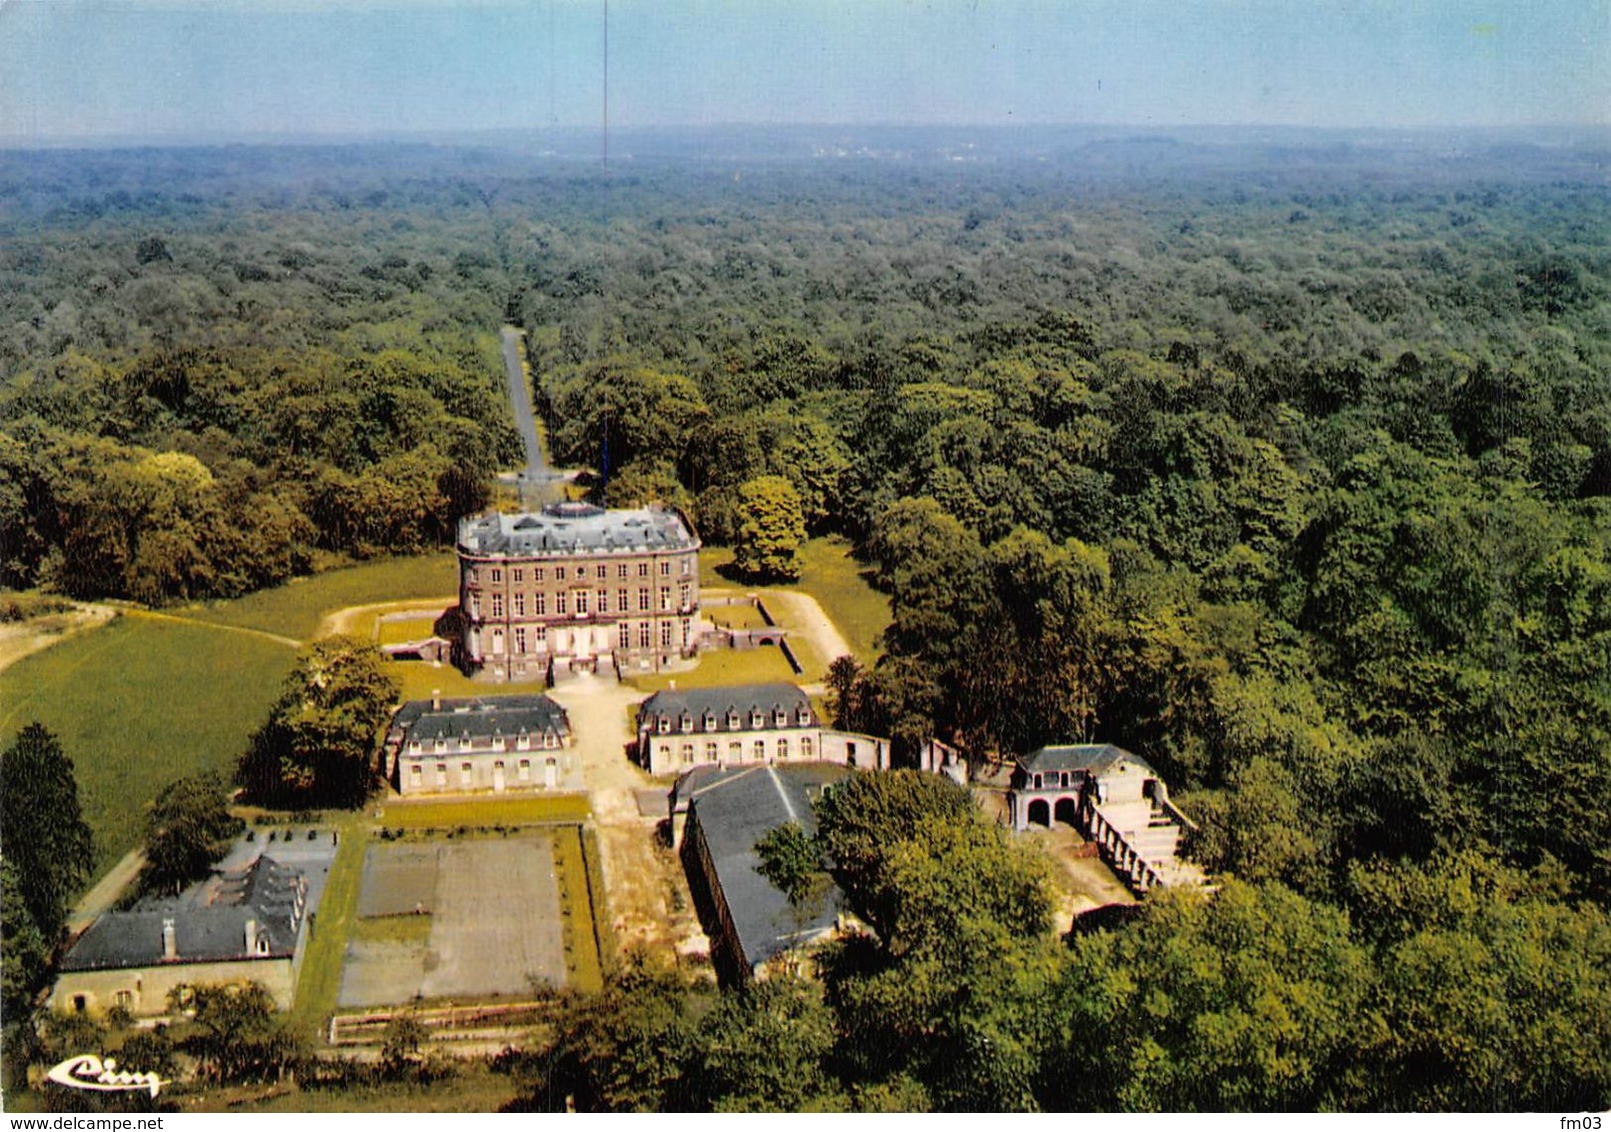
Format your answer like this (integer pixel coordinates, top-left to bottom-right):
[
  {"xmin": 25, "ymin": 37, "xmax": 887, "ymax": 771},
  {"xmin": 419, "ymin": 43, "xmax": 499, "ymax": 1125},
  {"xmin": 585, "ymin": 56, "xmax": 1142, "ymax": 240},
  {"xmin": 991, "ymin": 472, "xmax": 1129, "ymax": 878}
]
[
  {"xmin": 688, "ymin": 978, "xmax": 845, "ymax": 1112},
  {"xmin": 173, "ymin": 981, "xmax": 299, "ymax": 1084},
  {"xmin": 1, "ymin": 858, "xmax": 50, "ymax": 1020},
  {"xmin": 140, "ymin": 774, "xmax": 244, "ymax": 896},
  {"xmin": 755, "ymin": 821, "xmax": 831, "ymax": 964},
  {"xmin": 237, "ymin": 637, "xmax": 398, "ymax": 808},
  {"xmin": 732, "ymin": 475, "xmax": 806, "ymax": 582},
  {"xmin": 0, "ymin": 723, "xmax": 93, "ymax": 942}
]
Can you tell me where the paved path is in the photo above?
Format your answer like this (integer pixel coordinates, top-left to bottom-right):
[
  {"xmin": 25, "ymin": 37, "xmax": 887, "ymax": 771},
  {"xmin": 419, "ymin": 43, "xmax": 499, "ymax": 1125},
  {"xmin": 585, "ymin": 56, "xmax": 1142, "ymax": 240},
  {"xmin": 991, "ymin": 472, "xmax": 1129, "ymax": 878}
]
[
  {"xmin": 67, "ymin": 847, "xmax": 146, "ymax": 935},
  {"xmin": 500, "ymin": 325, "xmax": 556, "ymax": 509},
  {"xmin": 546, "ymin": 673, "xmax": 706, "ymax": 961},
  {"xmin": 754, "ymin": 589, "xmax": 855, "ymax": 674}
]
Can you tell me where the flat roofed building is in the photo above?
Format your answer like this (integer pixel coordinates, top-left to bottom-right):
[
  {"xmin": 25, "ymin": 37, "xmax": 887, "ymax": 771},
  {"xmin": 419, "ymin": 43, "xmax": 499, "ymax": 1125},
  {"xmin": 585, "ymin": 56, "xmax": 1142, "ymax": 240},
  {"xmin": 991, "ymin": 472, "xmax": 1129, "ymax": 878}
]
[
  {"xmin": 670, "ymin": 762, "xmax": 850, "ymax": 985},
  {"xmin": 635, "ymin": 681, "xmax": 889, "ymax": 777},
  {"xmin": 457, "ymin": 501, "xmax": 701, "ymax": 682},
  {"xmin": 386, "ymin": 693, "xmax": 572, "ymax": 795}
]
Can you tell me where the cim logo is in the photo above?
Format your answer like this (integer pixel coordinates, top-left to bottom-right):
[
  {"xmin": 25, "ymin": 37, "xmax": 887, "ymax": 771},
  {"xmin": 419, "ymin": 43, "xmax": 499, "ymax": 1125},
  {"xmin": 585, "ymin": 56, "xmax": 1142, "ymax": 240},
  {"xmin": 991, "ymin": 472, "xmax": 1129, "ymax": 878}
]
[{"xmin": 45, "ymin": 1054, "xmax": 167, "ymax": 1098}]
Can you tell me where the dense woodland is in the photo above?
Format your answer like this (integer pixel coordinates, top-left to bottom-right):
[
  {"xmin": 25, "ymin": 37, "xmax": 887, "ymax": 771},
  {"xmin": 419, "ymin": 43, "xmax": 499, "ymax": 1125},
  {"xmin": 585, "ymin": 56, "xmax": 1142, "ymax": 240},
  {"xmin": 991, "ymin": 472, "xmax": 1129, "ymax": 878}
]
[{"xmin": 2, "ymin": 130, "xmax": 1609, "ymax": 1109}]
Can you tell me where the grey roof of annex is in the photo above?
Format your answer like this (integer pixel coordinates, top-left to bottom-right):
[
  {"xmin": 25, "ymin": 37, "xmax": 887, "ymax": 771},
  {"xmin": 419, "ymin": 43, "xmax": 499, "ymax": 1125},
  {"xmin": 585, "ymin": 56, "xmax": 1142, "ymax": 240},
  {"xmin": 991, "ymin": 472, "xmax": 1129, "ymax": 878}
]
[
  {"xmin": 60, "ymin": 856, "xmax": 306, "ymax": 972},
  {"xmin": 640, "ymin": 683, "xmax": 815, "ymax": 731},
  {"xmin": 392, "ymin": 694, "xmax": 570, "ymax": 744},
  {"xmin": 677, "ymin": 762, "xmax": 849, "ymax": 971},
  {"xmin": 458, "ymin": 502, "xmax": 698, "ymax": 558},
  {"xmin": 1017, "ymin": 743, "xmax": 1153, "ymax": 777}
]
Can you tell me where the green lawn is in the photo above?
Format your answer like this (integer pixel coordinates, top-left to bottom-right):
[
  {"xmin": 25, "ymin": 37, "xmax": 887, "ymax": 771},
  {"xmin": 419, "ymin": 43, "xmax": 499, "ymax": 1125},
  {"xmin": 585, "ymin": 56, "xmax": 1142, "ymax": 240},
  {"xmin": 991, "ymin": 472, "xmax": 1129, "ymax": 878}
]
[
  {"xmin": 379, "ymin": 793, "xmax": 591, "ymax": 829},
  {"xmin": 701, "ymin": 537, "xmax": 890, "ymax": 662},
  {"xmin": 0, "ymin": 616, "xmax": 297, "ymax": 874},
  {"xmin": 183, "ymin": 553, "xmax": 458, "ymax": 641},
  {"xmin": 287, "ymin": 810, "xmax": 370, "ymax": 1031},
  {"xmin": 622, "ymin": 644, "xmax": 799, "ymax": 695}
]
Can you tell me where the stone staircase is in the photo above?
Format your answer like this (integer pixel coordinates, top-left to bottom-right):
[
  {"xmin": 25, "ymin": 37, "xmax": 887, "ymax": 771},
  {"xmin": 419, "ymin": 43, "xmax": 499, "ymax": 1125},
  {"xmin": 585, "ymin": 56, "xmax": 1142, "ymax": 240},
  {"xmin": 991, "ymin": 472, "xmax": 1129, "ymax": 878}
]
[{"xmin": 1084, "ymin": 798, "xmax": 1210, "ymax": 893}]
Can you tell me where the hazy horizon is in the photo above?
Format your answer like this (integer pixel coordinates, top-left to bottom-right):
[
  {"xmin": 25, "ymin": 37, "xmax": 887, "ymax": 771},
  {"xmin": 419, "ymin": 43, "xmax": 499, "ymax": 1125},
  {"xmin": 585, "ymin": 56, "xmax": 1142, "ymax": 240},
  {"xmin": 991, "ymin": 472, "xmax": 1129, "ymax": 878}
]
[{"xmin": 2, "ymin": 0, "xmax": 1606, "ymax": 147}]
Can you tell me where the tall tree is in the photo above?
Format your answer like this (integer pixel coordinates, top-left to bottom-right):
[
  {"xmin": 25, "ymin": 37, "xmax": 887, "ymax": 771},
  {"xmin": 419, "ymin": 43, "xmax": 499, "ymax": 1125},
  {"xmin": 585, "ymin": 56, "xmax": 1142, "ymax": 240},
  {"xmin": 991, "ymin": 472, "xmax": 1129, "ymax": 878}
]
[
  {"xmin": 0, "ymin": 723, "xmax": 93, "ymax": 941},
  {"xmin": 732, "ymin": 474, "xmax": 807, "ymax": 582},
  {"xmin": 237, "ymin": 637, "xmax": 398, "ymax": 808},
  {"xmin": 140, "ymin": 774, "xmax": 244, "ymax": 896}
]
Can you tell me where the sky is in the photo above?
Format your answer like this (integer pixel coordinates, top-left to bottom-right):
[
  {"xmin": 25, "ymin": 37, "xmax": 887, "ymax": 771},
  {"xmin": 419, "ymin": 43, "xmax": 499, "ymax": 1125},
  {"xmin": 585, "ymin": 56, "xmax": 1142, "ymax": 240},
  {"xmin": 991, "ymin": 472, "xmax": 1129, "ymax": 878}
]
[{"xmin": 0, "ymin": 0, "xmax": 1606, "ymax": 142}]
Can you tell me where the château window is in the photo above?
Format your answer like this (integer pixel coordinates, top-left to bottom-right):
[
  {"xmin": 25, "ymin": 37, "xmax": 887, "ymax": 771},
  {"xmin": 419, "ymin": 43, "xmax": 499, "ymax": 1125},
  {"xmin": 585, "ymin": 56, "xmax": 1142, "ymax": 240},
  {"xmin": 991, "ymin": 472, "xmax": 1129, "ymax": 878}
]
[
  {"xmin": 490, "ymin": 594, "xmax": 504, "ymax": 618},
  {"xmin": 518, "ymin": 759, "xmax": 530, "ymax": 781},
  {"xmin": 618, "ymin": 588, "xmax": 629, "ymax": 612},
  {"xmin": 597, "ymin": 588, "xmax": 608, "ymax": 613},
  {"xmin": 619, "ymin": 622, "xmax": 631, "ymax": 649},
  {"xmin": 802, "ymin": 737, "xmax": 814, "ymax": 758},
  {"xmin": 705, "ymin": 741, "xmax": 718, "ymax": 761},
  {"xmin": 514, "ymin": 593, "xmax": 525, "ymax": 617},
  {"xmin": 534, "ymin": 567, "xmax": 545, "ymax": 582},
  {"xmin": 555, "ymin": 566, "xmax": 566, "ymax": 581},
  {"xmin": 659, "ymin": 587, "xmax": 671, "ymax": 611},
  {"xmin": 638, "ymin": 623, "xmax": 652, "ymax": 648},
  {"xmin": 679, "ymin": 583, "xmax": 690, "ymax": 607},
  {"xmin": 555, "ymin": 591, "xmax": 568, "ymax": 615},
  {"xmin": 596, "ymin": 564, "xmax": 608, "ymax": 579},
  {"xmin": 661, "ymin": 622, "xmax": 674, "ymax": 648},
  {"xmin": 638, "ymin": 562, "xmax": 649, "ymax": 577},
  {"xmin": 681, "ymin": 744, "xmax": 694, "ymax": 765},
  {"xmin": 513, "ymin": 568, "xmax": 524, "ymax": 583},
  {"xmin": 491, "ymin": 568, "xmax": 503, "ymax": 583},
  {"xmin": 535, "ymin": 593, "xmax": 547, "ymax": 615},
  {"xmin": 681, "ymin": 558, "xmax": 691, "ymax": 575},
  {"xmin": 576, "ymin": 591, "xmax": 589, "ymax": 615},
  {"xmin": 618, "ymin": 563, "xmax": 629, "ymax": 579},
  {"xmin": 660, "ymin": 560, "xmax": 671, "ymax": 576},
  {"xmin": 515, "ymin": 628, "xmax": 527, "ymax": 653},
  {"xmin": 778, "ymin": 738, "xmax": 789, "ymax": 759},
  {"xmin": 754, "ymin": 739, "xmax": 766, "ymax": 761},
  {"xmin": 534, "ymin": 625, "xmax": 547, "ymax": 642},
  {"xmin": 638, "ymin": 588, "xmax": 651, "ymax": 612}
]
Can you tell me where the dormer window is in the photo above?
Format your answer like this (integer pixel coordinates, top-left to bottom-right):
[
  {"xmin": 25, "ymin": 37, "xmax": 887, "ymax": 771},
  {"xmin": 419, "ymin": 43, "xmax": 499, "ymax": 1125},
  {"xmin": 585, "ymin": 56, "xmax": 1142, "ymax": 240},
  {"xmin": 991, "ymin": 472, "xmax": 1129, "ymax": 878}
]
[
  {"xmin": 658, "ymin": 716, "xmax": 671, "ymax": 735},
  {"xmin": 751, "ymin": 710, "xmax": 765, "ymax": 729},
  {"xmin": 703, "ymin": 712, "xmax": 717, "ymax": 731},
  {"xmin": 774, "ymin": 709, "xmax": 788, "ymax": 727},
  {"xmin": 796, "ymin": 707, "xmax": 811, "ymax": 726},
  {"xmin": 680, "ymin": 713, "xmax": 693, "ymax": 733},
  {"xmin": 727, "ymin": 711, "xmax": 740, "ymax": 730}
]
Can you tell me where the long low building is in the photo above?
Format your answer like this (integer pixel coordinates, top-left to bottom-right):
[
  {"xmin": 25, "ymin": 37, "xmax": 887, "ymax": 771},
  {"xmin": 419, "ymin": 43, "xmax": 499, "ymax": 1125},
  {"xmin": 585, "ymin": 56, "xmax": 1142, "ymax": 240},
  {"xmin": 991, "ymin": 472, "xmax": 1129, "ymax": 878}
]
[
  {"xmin": 670, "ymin": 762, "xmax": 850, "ymax": 985},
  {"xmin": 385, "ymin": 693, "xmax": 573, "ymax": 795},
  {"xmin": 51, "ymin": 852, "xmax": 316, "ymax": 1018},
  {"xmin": 635, "ymin": 682, "xmax": 889, "ymax": 777}
]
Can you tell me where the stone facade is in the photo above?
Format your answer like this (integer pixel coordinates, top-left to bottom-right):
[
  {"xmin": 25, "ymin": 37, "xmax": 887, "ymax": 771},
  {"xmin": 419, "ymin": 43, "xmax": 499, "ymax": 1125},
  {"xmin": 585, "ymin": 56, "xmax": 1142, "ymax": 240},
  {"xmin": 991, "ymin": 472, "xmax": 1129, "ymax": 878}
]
[
  {"xmin": 50, "ymin": 855, "xmax": 310, "ymax": 1018},
  {"xmin": 636, "ymin": 682, "xmax": 890, "ymax": 777},
  {"xmin": 385, "ymin": 693, "xmax": 574, "ymax": 796},
  {"xmin": 457, "ymin": 501, "xmax": 701, "ymax": 682}
]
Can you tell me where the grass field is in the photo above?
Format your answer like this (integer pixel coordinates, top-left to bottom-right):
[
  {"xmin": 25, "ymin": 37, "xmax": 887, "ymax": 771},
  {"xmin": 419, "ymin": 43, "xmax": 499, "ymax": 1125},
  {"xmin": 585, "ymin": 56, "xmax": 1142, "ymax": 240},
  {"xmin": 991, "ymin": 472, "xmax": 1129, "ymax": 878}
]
[
  {"xmin": 553, "ymin": 825, "xmax": 606, "ymax": 993},
  {"xmin": 0, "ymin": 616, "xmax": 298, "ymax": 873},
  {"xmin": 287, "ymin": 810, "xmax": 371, "ymax": 1031},
  {"xmin": 184, "ymin": 554, "xmax": 458, "ymax": 641},
  {"xmin": 376, "ymin": 614, "xmax": 442, "ymax": 646},
  {"xmin": 622, "ymin": 644, "xmax": 799, "ymax": 696},
  {"xmin": 379, "ymin": 793, "xmax": 591, "ymax": 829},
  {"xmin": 701, "ymin": 536, "xmax": 890, "ymax": 661}
]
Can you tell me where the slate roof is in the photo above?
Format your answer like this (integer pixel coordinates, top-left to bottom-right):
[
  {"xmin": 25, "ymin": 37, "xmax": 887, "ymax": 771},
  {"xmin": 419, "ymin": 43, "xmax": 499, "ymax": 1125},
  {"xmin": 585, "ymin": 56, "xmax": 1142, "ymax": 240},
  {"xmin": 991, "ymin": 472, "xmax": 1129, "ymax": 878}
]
[
  {"xmin": 640, "ymin": 683, "xmax": 814, "ymax": 733},
  {"xmin": 392, "ymin": 694, "xmax": 570, "ymax": 745},
  {"xmin": 60, "ymin": 856, "xmax": 306, "ymax": 972},
  {"xmin": 458, "ymin": 502, "xmax": 697, "ymax": 557},
  {"xmin": 1018, "ymin": 743, "xmax": 1152, "ymax": 778},
  {"xmin": 678, "ymin": 763, "xmax": 849, "ymax": 972}
]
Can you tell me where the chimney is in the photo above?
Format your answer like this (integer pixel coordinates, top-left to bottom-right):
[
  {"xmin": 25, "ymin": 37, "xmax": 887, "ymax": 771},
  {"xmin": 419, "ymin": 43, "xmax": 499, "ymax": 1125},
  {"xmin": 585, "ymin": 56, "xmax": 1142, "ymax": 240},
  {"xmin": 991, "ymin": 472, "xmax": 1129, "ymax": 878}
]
[
  {"xmin": 432, "ymin": 689, "xmax": 442, "ymax": 711},
  {"xmin": 162, "ymin": 918, "xmax": 177, "ymax": 960},
  {"xmin": 244, "ymin": 919, "xmax": 258, "ymax": 955}
]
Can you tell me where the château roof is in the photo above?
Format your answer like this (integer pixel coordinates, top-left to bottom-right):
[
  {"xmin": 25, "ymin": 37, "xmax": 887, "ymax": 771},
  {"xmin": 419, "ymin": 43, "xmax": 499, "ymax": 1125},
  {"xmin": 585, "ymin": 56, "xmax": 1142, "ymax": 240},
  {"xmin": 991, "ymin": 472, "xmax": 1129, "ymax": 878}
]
[
  {"xmin": 458, "ymin": 502, "xmax": 698, "ymax": 558},
  {"xmin": 638, "ymin": 683, "xmax": 815, "ymax": 732}
]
